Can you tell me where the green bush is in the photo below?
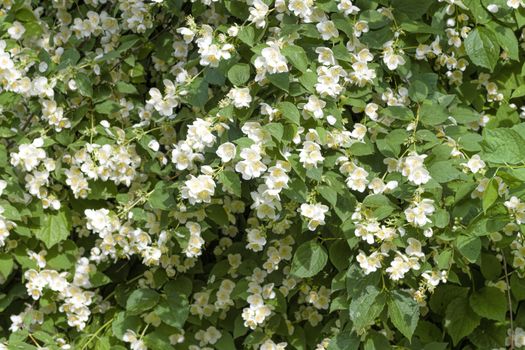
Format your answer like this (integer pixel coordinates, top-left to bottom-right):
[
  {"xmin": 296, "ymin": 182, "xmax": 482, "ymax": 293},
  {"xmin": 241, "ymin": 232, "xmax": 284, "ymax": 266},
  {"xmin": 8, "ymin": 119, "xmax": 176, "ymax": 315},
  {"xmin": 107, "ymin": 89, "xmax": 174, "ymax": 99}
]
[{"xmin": 0, "ymin": 0, "xmax": 524, "ymax": 348}]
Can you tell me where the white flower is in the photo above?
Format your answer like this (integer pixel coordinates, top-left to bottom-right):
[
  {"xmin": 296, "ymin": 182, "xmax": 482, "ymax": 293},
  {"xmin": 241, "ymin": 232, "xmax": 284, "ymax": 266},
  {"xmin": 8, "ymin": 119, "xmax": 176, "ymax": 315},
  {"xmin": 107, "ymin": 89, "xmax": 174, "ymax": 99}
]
[
  {"xmin": 216, "ymin": 142, "xmax": 237, "ymax": 163},
  {"xmin": 299, "ymin": 203, "xmax": 329, "ymax": 231},
  {"xmin": 382, "ymin": 46, "xmax": 406, "ymax": 70},
  {"xmin": 463, "ymin": 154, "xmax": 486, "ymax": 173},
  {"xmin": 228, "ymin": 87, "xmax": 252, "ymax": 108},
  {"xmin": 337, "ymin": 0, "xmax": 360, "ymax": 15},
  {"xmin": 303, "ymin": 95, "xmax": 326, "ymax": 119},
  {"xmin": 172, "ymin": 142, "xmax": 204, "ymax": 170},
  {"xmin": 10, "ymin": 138, "xmax": 47, "ymax": 172},
  {"xmin": 356, "ymin": 251, "xmax": 382, "ymax": 274},
  {"xmin": 123, "ymin": 330, "xmax": 147, "ymax": 350},
  {"xmin": 386, "ymin": 255, "xmax": 411, "ymax": 280},
  {"xmin": 8, "ymin": 21, "xmax": 25, "ymax": 40},
  {"xmin": 507, "ymin": 0, "xmax": 523, "ymax": 9},
  {"xmin": 299, "ymin": 141, "xmax": 324, "ymax": 168},
  {"xmin": 235, "ymin": 144, "xmax": 267, "ymax": 180},
  {"xmin": 0, "ymin": 180, "xmax": 7, "ymax": 197},
  {"xmin": 184, "ymin": 222, "xmax": 205, "ymax": 258},
  {"xmin": 315, "ymin": 47, "xmax": 336, "ymax": 66},
  {"xmin": 248, "ymin": 0, "xmax": 269, "ymax": 28},
  {"xmin": 316, "ymin": 20, "xmax": 339, "ymax": 40},
  {"xmin": 148, "ymin": 139, "xmax": 160, "ymax": 152},
  {"xmin": 405, "ymin": 198, "xmax": 435, "ymax": 227},
  {"xmin": 260, "ymin": 339, "xmax": 287, "ymax": 350},
  {"xmin": 181, "ymin": 175, "xmax": 216, "ymax": 205},
  {"xmin": 401, "ymin": 153, "xmax": 431, "ymax": 185}
]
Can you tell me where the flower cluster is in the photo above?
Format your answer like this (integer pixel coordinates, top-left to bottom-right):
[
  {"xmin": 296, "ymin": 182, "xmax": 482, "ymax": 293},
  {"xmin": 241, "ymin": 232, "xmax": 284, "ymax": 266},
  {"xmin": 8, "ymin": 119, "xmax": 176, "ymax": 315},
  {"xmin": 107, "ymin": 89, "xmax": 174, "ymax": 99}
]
[{"xmin": 0, "ymin": 0, "xmax": 524, "ymax": 348}]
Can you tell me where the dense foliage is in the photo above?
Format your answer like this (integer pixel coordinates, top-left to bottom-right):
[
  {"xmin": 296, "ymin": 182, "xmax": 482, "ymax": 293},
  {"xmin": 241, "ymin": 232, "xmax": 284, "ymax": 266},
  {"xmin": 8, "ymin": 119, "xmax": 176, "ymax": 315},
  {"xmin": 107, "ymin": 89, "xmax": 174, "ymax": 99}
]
[{"xmin": 2, "ymin": 0, "xmax": 525, "ymax": 348}]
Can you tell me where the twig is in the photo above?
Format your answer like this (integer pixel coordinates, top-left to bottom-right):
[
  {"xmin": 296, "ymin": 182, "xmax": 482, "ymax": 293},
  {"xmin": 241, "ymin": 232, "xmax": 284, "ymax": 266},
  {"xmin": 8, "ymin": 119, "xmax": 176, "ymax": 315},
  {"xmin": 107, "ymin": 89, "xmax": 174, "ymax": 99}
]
[{"xmin": 502, "ymin": 253, "xmax": 514, "ymax": 350}]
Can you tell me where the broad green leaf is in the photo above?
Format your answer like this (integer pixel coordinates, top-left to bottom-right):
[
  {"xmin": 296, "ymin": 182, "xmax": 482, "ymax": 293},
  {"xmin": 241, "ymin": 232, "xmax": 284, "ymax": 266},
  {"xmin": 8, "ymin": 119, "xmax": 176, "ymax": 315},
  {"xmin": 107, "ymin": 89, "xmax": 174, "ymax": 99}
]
[
  {"xmin": 290, "ymin": 241, "xmax": 328, "ymax": 278},
  {"xmin": 268, "ymin": 72, "xmax": 290, "ymax": 92},
  {"xmin": 148, "ymin": 181, "xmax": 177, "ymax": 210},
  {"xmin": 238, "ymin": 26, "xmax": 255, "ymax": 46},
  {"xmin": 380, "ymin": 106, "xmax": 414, "ymax": 121},
  {"xmin": 481, "ymin": 128, "xmax": 525, "ymax": 164},
  {"xmin": 116, "ymin": 81, "xmax": 138, "ymax": 94},
  {"xmin": 327, "ymin": 332, "xmax": 360, "ymax": 350},
  {"xmin": 456, "ymin": 234, "xmax": 481, "ymax": 263},
  {"xmin": 126, "ymin": 289, "xmax": 160, "ymax": 315},
  {"xmin": 282, "ymin": 45, "xmax": 309, "ymax": 73},
  {"xmin": 0, "ymin": 253, "xmax": 14, "ymax": 279},
  {"xmin": 218, "ymin": 171, "xmax": 242, "ymax": 197},
  {"xmin": 481, "ymin": 178, "xmax": 498, "ymax": 213},
  {"xmin": 420, "ymin": 101, "xmax": 448, "ymax": 126},
  {"xmin": 154, "ymin": 285, "xmax": 189, "ymax": 328},
  {"xmin": 487, "ymin": 23, "xmax": 519, "ymax": 61},
  {"xmin": 445, "ymin": 297, "xmax": 481, "ymax": 345},
  {"xmin": 228, "ymin": 63, "xmax": 251, "ymax": 86},
  {"xmin": 95, "ymin": 100, "xmax": 122, "ymax": 115},
  {"xmin": 469, "ymin": 287, "xmax": 507, "ymax": 321},
  {"xmin": 464, "ymin": 27, "xmax": 499, "ymax": 71},
  {"xmin": 428, "ymin": 161, "xmax": 461, "ymax": 183},
  {"xmin": 76, "ymin": 73, "xmax": 93, "ymax": 97},
  {"xmin": 36, "ymin": 209, "xmax": 72, "ymax": 248},
  {"xmin": 112, "ymin": 312, "xmax": 142, "ymax": 340},
  {"xmin": 388, "ymin": 290, "xmax": 420, "ymax": 340},
  {"xmin": 349, "ymin": 285, "xmax": 386, "ymax": 332},
  {"xmin": 277, "ymin": 101, "xmax": 301, "ymax": 125}
]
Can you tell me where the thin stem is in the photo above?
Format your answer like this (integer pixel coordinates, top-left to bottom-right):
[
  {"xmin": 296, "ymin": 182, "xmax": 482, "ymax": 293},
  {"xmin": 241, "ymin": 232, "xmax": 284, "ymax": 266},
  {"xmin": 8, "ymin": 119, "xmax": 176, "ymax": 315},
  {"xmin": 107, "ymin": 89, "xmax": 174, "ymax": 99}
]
[
  {"xmin": 502, "ymin": 253, "xmax": 514, "ymax": 350},
  {"xmin": 80, "ymin": 317, "xmax": 114, "ymax": 350}
]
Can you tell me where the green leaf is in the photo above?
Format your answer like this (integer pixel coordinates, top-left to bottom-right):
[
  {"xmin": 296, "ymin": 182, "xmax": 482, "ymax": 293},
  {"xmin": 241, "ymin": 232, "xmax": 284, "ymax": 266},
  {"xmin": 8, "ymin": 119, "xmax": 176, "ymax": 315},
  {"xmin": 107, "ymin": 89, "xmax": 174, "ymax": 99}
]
[
  {"xmin": 228, "ymin": 64, "xmax": 251, "ymax": 86},
  {"xmin": 154, "ymin": 281, "xmax": 189, "ymax": 328},
  {"xmin": 277, "ymin": 101, "xmax": 301, "ymax": 125},
  {"xmin": 391, "ymin": 0, "xmax": 433, "ymax": 18},
  {"xmin": 206, "ymin": 204, "xmax": 230, "ymax": 226},
  {"xmin": 215, "ymin": 332, "xmax": 236, "ymax": 350},
  {"xmin": 456, "ymin": 234, "xmax": 481, "ymax": 263},
  {"xmin": 57, "ymin": 48, "xmax": 80, "ymax": 69},
  {"xmin": 445, "ymin": 297, "xmax": 481, "ymax": 345},
  {"xmin": 116, "ymin": 81, "xmax": 138, "ymax": 94},
  {"xmin": 238, "ymin": 26, "xmax": 255, "ymax": 46},
  {"xmin": 290, "ymin": 241, "xmax": 328, "ymax": 278},
  {"xmin": 388, "ymin": 290, "xmax": 420, "ymax": 340},
  {"xmin": 380, "ymin": 106, "xmax": 414, "ymax": 121},
  {"xmin": 420, "ymin": 101, "xmax": 448, "ymax": 126},
  {"xmin": 482, "ymin": 178, "xmax": 498, "ymax": 213},
  {"xmin": 75, "ymin": 73, "xmax": 93, "ymax": 97},
  {"xmin": 15, "ymin": 8, "xmax": 36, "ymax": 22},
  {"xmin": 481, "ymin": 128, "xmax": 525, "ymax": 164},
  {"xmin": 126, "ymin": 289, "xmax": 160, "ymax": 315},
  {"xmin": 282, "ymin": 45, "xmax": 309, "ymax": 73},
  {"xmin": 349, "ymin": 286, "xmax": 386, "ymax": 332},
  {"xmin": 148, "ymin": 181, "xmax": 177, "ymax": 210},
  {"xmin": 428, "ymin": 161, "xmax": 462, "ymax": 183},
  {"xmin": 218, "ymin": 171, "xmax": 242, "ymax": 197},
  {"xmin": 487, "ymin": 23, "xmax": 519, "ymax": 61},
  {"xmin": 263, "ymin": 123, "xmax": 284, "ymax": 142},
  {"xmin": 480, "ymin": 253, "xmax": 501, "ymax": 280},
  {"xmin": 268, "ymin": 72, "xmax": 290, "ymax": 92},
  {"xmin": 327, "ymin": 332, "xmax": 360, "ymax": 350},
  {"xmin": 511, "ymin": 274, "xmax": 525, "ymax": 301},
  {"xmin": 0, "ymin": 253, "xmax": 14, "ymax": 279},
  {"xmin": 112, "ymin": 312, "xmax": 142, "ymax": 340},
  {"xmin": 95, "ymin": 100, "xmax": 122, "ymax": 115},
  {"xmin": 464, "ymin": 27, "xmax": 499, "ymax": 71},
  {"xmin": 36, "ymin": 209, "xmax": 72, "ymax": 248},
  {"xmin": 469, "ymin": 287, "xmax": 507, "ymax": 321},
  {"xmin": 408, "ymin": 80, "xmax": 428, "ymax": 102}
]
